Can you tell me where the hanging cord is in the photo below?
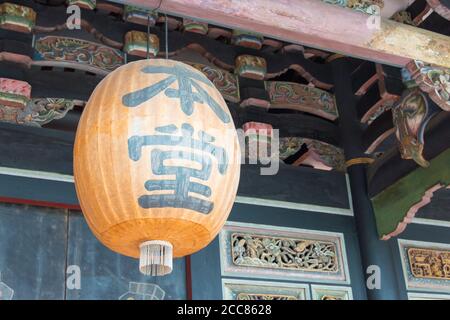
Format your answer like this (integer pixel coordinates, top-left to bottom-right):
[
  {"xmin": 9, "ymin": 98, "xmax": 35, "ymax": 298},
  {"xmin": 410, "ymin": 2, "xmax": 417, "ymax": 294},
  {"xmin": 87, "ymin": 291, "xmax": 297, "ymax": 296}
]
[
  {"xmin": 147, "ymin": 0, "xmax": 163, "ymax": 59},
  {"xmin": 146, "ymin": 14, "xmax": 151, "ymax": 59},
  {"xmin": 164, "ymin": 13, "xmax": 169, "ymax": 59}
]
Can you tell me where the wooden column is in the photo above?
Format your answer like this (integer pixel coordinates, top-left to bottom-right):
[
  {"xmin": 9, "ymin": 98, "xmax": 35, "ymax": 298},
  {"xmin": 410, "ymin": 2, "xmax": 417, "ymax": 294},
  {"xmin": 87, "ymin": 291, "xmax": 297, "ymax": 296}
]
[
  {"xmin": 115, "ymin": 0, "xmax": 450, "ymax": 68},
  {"xmin": 331, "ymin": 57, "xmax": 400, "ymax": 300}
]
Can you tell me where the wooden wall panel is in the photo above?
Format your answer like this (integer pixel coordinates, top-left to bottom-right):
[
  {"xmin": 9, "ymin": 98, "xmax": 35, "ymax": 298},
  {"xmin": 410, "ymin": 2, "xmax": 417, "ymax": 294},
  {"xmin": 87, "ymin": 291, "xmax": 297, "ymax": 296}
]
[{"xmin": 0, "ymin": 203, "xmax": 67, "ymax": 299}]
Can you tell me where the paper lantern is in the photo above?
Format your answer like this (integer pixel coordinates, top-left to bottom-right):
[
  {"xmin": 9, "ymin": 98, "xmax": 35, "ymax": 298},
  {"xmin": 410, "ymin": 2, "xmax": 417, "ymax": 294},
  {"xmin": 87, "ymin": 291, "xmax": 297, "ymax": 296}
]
[{"xmin": 74, "ymin": 59, "xmax": 241, "ymax": 276}]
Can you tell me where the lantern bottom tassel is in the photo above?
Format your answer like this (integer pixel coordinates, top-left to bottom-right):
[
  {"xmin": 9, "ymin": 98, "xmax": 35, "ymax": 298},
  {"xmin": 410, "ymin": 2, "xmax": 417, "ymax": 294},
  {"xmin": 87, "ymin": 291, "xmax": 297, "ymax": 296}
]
[{"xmin": 139, "ymin": 240, "xmax": 173, "ymax": 276}]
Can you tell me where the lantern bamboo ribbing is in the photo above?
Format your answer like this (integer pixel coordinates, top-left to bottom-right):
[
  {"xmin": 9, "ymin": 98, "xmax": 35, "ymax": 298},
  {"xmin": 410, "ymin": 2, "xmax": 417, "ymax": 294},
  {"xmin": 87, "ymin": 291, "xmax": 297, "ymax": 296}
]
[{"xmin": 74, "ymin": 59, "xmax": 241, "ymax": 275}]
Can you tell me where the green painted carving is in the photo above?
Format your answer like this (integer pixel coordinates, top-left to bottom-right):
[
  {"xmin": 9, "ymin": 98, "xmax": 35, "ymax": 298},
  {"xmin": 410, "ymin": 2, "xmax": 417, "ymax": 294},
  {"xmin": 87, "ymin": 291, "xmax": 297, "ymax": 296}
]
[
  {"xmin": 235, "ymin": 55, "xmax": 267, "ymax": 80},
  {"xmin": 124, "ymin": 31, "xmax": 159, "ymax": 58},
  {"xmin": 188, "ymin": 63, "xmax": 240, "ymax": 103},
  {"xmin": 34, "ymin": 36, "xmax": 124, "ymax": 74},
  {"xmin": 404, "ymin": 60, "xmax": 450, "ymax": 112},
  {"xmin": 266, "ymin": 81, "xmax": 338, "ymax": 121},
  {"xmin": 231, "ymin": 30, "xmax": 264, "ymax": 50},
  {"xmin": 323, "ymin": 0, "xmax": 384, "ymax": 14},
  {"xmin": 391, "ymin": 10, "xmax": 416, "ymax": 26},
  {"xmin": 123, "ymin": 5, "xmax": 158, "ymax": 26},
  {"xmin": 21, "ymin": 98, "xmax": 75, "ymax": 126},
  {"xmin": 183, "ymin": 19, "xmax": 208, "ymax": 35},
  {"xmin": 0, "ymin": 2, "xmax": 36, "ymax": 33},
  {"xmin": 1, "ymin": 98, "xmax": 75, "ymax": 126},
  {"xmin": 392, "ymin": 90, "xmax": 435, "ymax": 168},
  {"xmin": 67, "ymin": 0, "xmax": 96, "ymax": 10},
  {"xmin": 372, "ymin": 148, "xmax": 450, "ymax": 239},
  {"xmin": 279, "ymin": 137, "xmax": 346, "ymax": 171},
  {"xmin": 0, "ymin": 78, "xmax": 31, "ymax": 109},
  {"xmin": 279, "ymin": 137, "xmax": 303, "ymax": 160}
]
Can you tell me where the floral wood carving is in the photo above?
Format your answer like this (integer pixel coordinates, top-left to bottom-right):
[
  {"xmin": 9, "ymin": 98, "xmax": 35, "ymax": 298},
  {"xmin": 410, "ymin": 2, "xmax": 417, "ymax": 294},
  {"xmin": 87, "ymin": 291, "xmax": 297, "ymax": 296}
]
[
  {"xmin": 187, "ymin": 63, "xmax": 240, "ymax": 103},
  {"xmin": 404, "ymin": 60, "xmax": 450, "ymax": 112},
  {"xmin": 279, "ymin": 138, "xmax": 346, "ymax": 172},
  {"xmin": 266, "ymin": 81, "xmax": 338, "ymax": 121},
  {"xmin": 20, "ymin": 98, "xmax": 75, "ymax": 126},
  {"xmin": 34, "ymin": 36, "xmax": 124, "ymax": 74},
  {"xmin": 323, "ymin": 0, "xmax": 384, "ymax": 14},
  {"xmin": 231, "ymin": 233, "xmax": 338, "ymax": 273},
  {"xmin": 392, "ymin": 90, "xmax": 436, "ymax": 168},
  {"xmin": 408, "ymin": 247, "xmax": 450, "ymax": 280},
  {"xmin": 237, "ymin": 293, "xmax": 297, "ymax": 300},
  {"xmin": 1, "ymin": 98, "xmax": 76, "ymax": 126}
]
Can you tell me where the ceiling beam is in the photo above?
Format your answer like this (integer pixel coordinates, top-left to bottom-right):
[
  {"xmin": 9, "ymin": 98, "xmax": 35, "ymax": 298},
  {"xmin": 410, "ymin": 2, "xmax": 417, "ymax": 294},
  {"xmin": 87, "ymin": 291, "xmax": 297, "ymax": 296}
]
[{"xmin": 112, "ymin": 0, "xmax": 450, "ymax": 68}]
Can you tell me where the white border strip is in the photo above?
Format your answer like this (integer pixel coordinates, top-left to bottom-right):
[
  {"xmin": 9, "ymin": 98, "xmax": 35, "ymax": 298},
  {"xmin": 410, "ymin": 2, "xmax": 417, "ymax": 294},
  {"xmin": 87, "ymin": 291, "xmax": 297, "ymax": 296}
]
[
  {"xmin": 0, "ymin": 166, "xmax": 74, "ymax": 183},
  {"xmin": 0, "ymin": 166, "xmax": 354, "ymax": 216},
  {"xmin": 412, "ymin": 217, "xmax": 450, "ymax": 228},
  {"xmin": 235, "ymin": 196, "xmax": 353, "ymax": 216},
  {"xmin": 221, "ymin": 278, "xmax": 311, "ymax": 300}
]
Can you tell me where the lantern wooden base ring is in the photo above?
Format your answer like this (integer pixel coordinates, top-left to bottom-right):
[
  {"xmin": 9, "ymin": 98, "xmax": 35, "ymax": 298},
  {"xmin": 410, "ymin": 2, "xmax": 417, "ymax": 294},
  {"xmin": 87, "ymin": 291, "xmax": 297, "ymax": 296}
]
[{"xmin": 139, "ymin": 240, "xmax": 173, "ymax": 276}]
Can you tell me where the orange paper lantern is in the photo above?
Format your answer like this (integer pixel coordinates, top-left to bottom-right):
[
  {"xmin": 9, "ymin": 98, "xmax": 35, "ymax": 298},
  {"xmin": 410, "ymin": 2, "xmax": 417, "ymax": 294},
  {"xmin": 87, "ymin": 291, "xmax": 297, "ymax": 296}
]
[{"xmin": 74, "ymin": 59, "xmax": 241, "ymax": 275}]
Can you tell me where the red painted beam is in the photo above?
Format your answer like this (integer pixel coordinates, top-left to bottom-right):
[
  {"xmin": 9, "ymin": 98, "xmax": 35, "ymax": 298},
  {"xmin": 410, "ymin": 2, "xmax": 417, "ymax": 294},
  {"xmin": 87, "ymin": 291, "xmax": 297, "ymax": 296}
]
[{"xmin": 113, "ymin": 0, "xmax": 450, "ymax": 68}]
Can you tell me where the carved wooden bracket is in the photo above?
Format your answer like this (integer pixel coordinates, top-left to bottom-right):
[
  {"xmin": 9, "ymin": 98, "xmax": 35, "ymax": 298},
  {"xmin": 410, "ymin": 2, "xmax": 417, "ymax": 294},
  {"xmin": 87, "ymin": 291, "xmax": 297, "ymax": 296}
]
[
  {"xmin": 266, "ymin": 81, "xmax": 338, "ymax": 121},
  {"xmin": 426, "ymin": 0, "xmax": 450, "ymax": 20},
  {"xmin": 392, "ymin": 89, "xmax": 437, "ymax": 168},
  {"xmin": 279, "ymin": 137, "xmax": 346, "ymax": 172},
  {"xmin": 404, "ymin": 60, "xmax": 450, "ymax": 112},
  {"xmin": 0, "ymin": 2, "xmax": 36, "ymax": 33}
]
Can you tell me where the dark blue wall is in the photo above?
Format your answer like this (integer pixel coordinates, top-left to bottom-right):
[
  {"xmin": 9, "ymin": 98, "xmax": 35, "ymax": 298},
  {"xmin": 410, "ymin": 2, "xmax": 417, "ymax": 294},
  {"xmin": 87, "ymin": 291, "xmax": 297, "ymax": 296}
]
[{"xmin": 0, "ymin": 203, "xmax": 186, "ymax": 300}]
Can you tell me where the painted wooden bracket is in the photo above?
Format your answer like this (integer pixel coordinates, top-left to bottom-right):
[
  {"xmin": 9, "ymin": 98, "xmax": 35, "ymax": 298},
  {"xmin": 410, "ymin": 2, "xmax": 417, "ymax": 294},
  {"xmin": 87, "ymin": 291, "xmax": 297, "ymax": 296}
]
[
  {"xmin": 67, "ymin": 0, "xmax": 96, "ymax": 10},
  {"xmin": 0, "ymin": 78, "xmax": 78, "ymax": 126},
  {"xmin": 231, "ymin": 30, "xmax": 264, "ymax": 50},
  {"xmin": 235, "ymin": 55, "xmax": 267, "ymax": 80},
  {"xmin": 392, "ymin": 89, "xmax": 438, "ymax": 168},
  {"xmin": 403, "ymin": 60, "xmax": 450, "ymax": 112},
  {"xmin": 33, "ymin": 36, "xmax": 125, "ymax": 75},
  {"xmin": 426, "ymin": 0, "xmax": 450, "ymax": 20},
  {"xmin": 279, "ymin": 137, "xmax": 346, "ymax": 172},
  {"xmin": 0, "ymin": 78, "xmax": 31, "ymax": 109},
  {"xmin": 187, "ymin": 63, "xmax": 240, "ymax": 103},
  {"xmin": 124, "ymin": 31, "xmax": 160, "ymax": 58},
  {"xmin": 123, "ymin": 5, "xmax": 158, "ymax": 26},
  {"xmin": 266, "ymin": 81, "xmax": 338, "ymax": 121},
  {"xmin": 0, "ymin": 2, "xmax": 36, "ymax": 34},
  {"xmin": 183, "ymin": 18, "xmax": 208, "ymax": 35}
]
